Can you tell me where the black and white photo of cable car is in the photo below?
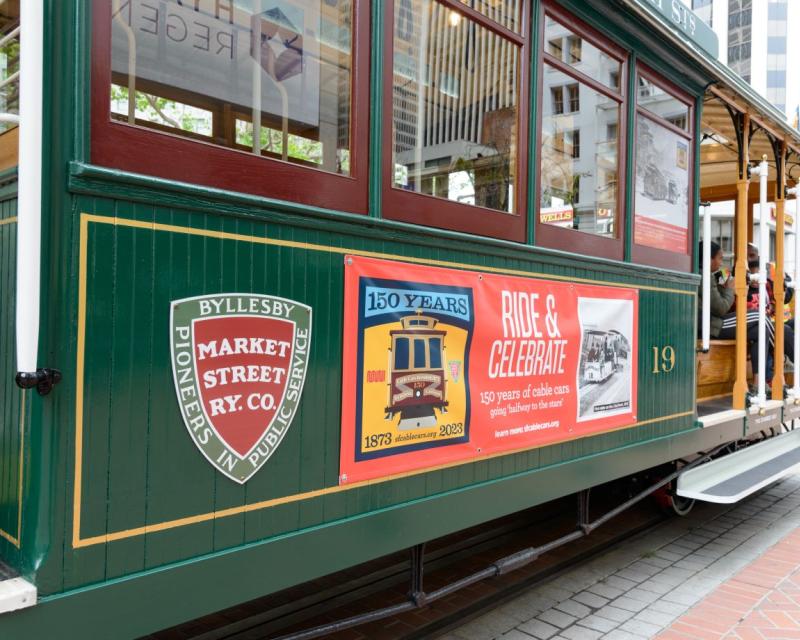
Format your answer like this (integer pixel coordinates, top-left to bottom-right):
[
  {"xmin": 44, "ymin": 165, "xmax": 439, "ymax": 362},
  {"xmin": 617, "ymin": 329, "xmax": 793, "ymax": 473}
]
[
  {"xmin": 576, "ymin": 298, "xmax": 634, "ymax": 422},
  {"xmin": 581, "ymin": 329, "xmax": 630, "ymax": 384}
]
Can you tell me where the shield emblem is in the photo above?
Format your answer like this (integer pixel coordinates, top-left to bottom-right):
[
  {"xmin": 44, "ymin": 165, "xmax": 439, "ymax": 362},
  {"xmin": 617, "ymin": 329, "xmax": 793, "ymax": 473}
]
[{"xmin": 170, "ymin": 294, "xmax": 312, "ymax": 483}]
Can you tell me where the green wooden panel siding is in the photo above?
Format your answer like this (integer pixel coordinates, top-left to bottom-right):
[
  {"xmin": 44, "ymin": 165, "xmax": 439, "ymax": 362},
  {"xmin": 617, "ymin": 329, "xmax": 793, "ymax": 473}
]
[
  {"xmin": 18, "ymin": 0, "xmax": 719, "ymax": 609},
  {"xmin": 0, "ymin": 197, "xmax": 24, "ymax": 568},
  {"xmin": 50, "ymin": 195, "xmax": 699, "ymax": 595}
]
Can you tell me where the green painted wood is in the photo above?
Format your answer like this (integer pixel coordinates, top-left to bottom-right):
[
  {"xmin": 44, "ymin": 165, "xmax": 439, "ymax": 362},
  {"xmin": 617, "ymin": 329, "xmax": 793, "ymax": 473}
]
[
  {"xmin": 368, "ymin": 0, "xmax": 383, "ymax": 219},
  {"xmin": 0, "ymin": 201, "xmax": 22, "ymax": 568},
  {"xmin": 60, "ymin": 201, "xmax": 696, "ymax": 575},
  {"xmin": 0, "ymin": 414, "xmax": 743, "ymax": 640},
  {"xmin": 625, "ymin": 52, "xmax": 637, "ymax": 263},
  {"xmin": 693, "ymin": 94, "xmax": 704, "ymax": 274},
  {"xmin": 5, "ymin": 0, "xmax": 727, "ymax": 631}
]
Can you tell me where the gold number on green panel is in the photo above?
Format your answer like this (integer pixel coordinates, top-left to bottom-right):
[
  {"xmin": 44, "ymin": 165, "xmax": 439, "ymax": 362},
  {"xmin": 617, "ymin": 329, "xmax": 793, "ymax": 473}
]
[{"xmin": 652, "ymin": 346, "xmax": 675, "ymax": 373}]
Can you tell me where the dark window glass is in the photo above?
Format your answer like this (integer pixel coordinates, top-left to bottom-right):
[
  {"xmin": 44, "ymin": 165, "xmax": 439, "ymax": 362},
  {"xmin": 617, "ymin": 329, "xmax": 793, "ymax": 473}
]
[
  {"xmin": 395, "ymin": 337, "xmax": 410, "ymax": 370},
  {"xmin": 429, "ymin": 338, "xmax": 442, "ymax": 368},
  {"xmin": 568, "ymin": 84, "xmax": 580, "ymax": 112},
  {"xmin": 571, "ymin": 129, "xmax": 580, "ymax": 159},
  {"xmin": 414, "ymin": 339, "xmax": 426, "ymax": 369}
]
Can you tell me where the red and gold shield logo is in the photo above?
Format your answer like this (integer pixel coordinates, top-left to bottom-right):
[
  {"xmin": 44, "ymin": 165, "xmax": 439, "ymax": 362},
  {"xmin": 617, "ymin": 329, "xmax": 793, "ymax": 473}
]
[{"xmin": 171, "ymin": 294, "xmax": 311, "ymax": 483}]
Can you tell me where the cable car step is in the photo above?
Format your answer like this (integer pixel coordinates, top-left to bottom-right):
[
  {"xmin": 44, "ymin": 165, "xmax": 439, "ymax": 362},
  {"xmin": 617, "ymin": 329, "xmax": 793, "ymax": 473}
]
[
  {"xmin": 0, "ymin": 561, "xmax": 36, "ymax": 614},
  {"xmin": 676, "ymin": 429, "xmax": 800, "ymax": 504}
]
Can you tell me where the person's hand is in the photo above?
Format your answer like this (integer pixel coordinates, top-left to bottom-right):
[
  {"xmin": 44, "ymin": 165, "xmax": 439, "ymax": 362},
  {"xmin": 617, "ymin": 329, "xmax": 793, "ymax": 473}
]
[{"xmin": 725, "ymin": 275, "xmax": 735, "ymax": 289}]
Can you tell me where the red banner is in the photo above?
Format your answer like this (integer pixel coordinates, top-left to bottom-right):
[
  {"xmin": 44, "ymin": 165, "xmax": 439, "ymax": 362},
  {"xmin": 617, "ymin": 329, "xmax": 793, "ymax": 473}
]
[{"xmin": 340, "ymin": 256, "xmax": 638, "ymax": 484}]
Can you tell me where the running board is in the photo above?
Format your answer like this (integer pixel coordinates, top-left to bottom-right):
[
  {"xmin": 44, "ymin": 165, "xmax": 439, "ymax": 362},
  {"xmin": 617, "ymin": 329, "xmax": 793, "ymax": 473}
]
[
  {"xmin": 677, "ymin": 429, "xmax": 800, "ymax": 504},
  {"xmin": 0, "ymin": 562, "xmax": 36, "ymax": 614}
]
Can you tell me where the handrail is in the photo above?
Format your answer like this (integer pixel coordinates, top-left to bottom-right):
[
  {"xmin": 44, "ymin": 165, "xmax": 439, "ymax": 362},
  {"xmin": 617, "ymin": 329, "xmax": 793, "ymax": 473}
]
[
  {"xmin": 752, "ymin": 157, "xmax": 769, "ymax": 408},
  {"xmin": 0, "ymin": 70, "xmax": 20, "ymax": 91},
  {"xmin": 701, "ymin": 203, "xmax": 711, "ymax": 352},
  {"xmin": 0, "ymin": 25, "xmax": 20, "ymax": 50}
]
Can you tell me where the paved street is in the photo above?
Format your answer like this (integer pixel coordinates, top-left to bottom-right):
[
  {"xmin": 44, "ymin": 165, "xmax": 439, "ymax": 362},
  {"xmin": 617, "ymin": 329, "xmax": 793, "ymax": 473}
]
[{"xmin": 440, "ymin": 473, "xmax": 800, "ymax": 640}]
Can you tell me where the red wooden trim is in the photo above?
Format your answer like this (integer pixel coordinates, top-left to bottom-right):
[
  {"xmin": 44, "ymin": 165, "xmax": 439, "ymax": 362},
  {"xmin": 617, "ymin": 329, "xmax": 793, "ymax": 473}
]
[
  {"xmin": 91, "ymin": 1, "xmax": 370, "ymax": 214},
  {"xmin": 436, "ymin": 0, "xmax": 526, "ymax": 43},
  {"xmin": 631, "ymin": 63, "xmax": 695, "ymax": 271},
  {"xmin": 381, "ymin": 0, "xmax": 528, "ymax": 243},
  {"xmin": 534, "ymin": 1, "xmax": 626, "ymax": 262},
  {"xmin": 542, "ymin": 54, "xmax": 624, "ymax": 103}
]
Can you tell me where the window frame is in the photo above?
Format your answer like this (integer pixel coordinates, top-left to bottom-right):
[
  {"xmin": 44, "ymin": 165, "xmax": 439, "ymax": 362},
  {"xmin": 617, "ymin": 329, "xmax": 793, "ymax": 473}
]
[
  {"xmin": 381, "ymin": 0, "xmax": 530, "ymax": 242},
  {"xmin": 631, "ymin": 63, "xmax": 695, "ymax": 272},
  {"xmin": 535, "ymin": 1, "xmax": 628, "ymax": 261},
  {"xmin": 91, "ymin": 1, "xmax": 371, "ymax": 214}
]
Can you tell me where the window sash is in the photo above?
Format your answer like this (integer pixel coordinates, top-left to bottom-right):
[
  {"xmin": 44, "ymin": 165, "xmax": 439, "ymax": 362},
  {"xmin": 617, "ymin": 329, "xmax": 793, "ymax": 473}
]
[{"xmin": 91, "ymin": 0, "xmax": 371, "ymax": 214}]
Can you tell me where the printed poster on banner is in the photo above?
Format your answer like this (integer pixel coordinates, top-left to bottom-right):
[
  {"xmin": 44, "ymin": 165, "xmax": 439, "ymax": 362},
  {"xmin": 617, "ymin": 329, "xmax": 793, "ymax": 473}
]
[
  {"xmin": 634, "ymin": 116, "xmax": 690, "ymax": 253},
  {"xmin": 170, "ymin": 293, "xmax": 311, "ymax": 484},
  {"xmin": 340, "ymin": 256, "xmax": 638, "ymax": 484}
]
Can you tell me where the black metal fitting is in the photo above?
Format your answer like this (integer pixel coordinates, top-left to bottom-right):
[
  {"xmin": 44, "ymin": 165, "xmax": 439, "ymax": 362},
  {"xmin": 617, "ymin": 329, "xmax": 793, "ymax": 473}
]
[{"xmin": 15, "ymin": 368, "xmax": 62, "ymax": 395}]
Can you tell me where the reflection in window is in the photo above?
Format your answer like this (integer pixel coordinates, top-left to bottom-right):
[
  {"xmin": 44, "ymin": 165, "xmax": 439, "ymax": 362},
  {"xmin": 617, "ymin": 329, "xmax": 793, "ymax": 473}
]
[
  {"xmin": 110, "ymin": 0, "xmax": 353, "ymax": 175},
  {"xmin": 0, "ymin": 4, "xmax": 19, "ymax": 135},
  {"xmin": 456, "ymin": 0, "xmax": 522, "ymax": 33},
  {"xmin": 544, "ymin": 17, "xmax": 620, "ymax": 90},
  {"xmin": 637, "ymin": 77, "xmax": 689, "ymax": 130},
  {"xmin": 391, "ymin": 0, "xmax": 519, "ymax": 213},
  {"xmin": 540, "ymin": 67, "xmax": 620, "ymax": 239}
]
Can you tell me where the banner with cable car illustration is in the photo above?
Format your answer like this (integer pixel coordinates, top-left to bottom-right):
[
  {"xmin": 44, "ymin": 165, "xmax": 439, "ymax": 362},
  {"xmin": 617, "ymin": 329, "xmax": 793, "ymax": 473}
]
[{"xmin": 339, "ymin": 255, "xmax": 638, "ymax": 484}]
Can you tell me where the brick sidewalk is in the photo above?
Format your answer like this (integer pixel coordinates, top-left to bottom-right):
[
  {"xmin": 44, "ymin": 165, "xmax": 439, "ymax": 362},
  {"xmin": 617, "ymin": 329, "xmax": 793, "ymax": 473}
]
[
  {"xmin": 441, "ymin": 474, "xmax": 800, "ymax": 640},
  {"xmin": 656, "ymin": 528, "xmax": 800, "ymax": 640}
]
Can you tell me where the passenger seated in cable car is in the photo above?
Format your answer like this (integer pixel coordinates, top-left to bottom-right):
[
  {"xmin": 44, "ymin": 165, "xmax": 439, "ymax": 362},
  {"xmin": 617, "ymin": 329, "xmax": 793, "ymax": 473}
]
[
  {"xmin": 744, "ymin": 243, "xmax": 795, "ymax": 381},
  {"xmin": 700, "ymin": 241, "xmax": 795, "ymax": 387}
]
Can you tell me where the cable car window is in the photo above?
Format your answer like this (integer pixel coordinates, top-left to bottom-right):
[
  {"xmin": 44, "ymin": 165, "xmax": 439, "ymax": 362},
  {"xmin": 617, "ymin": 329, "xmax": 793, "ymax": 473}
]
[
  {"xmin": 536, "ymin": 3, "xmax": 626, "ymax": 261},
  {"xmin": 632, "ymin": 65, "xmax": 694, "ymax": 271},
  {"xmin": 93, "ymin": 1, "xmax": 370, "ymax": 213},
  {"xmin": 540, "ymin": 66, "xmax": 621, "ymax": 239},
  {"xmin": 110, "ymin": 0, "xmax": 353, "ymax": 173},
  {"xmin": 429, "ymin": 337, "xmax": 442, "ymax": 368},
  {"xmin": 414, "ymin": 338, "xmax": 427, "ymax": 369},
  {"xmin": 394, "ymin": 337, "xmax": 410, "ymax": 370},
  {"xmin": 382, "ymin": 0, "xmax": 529, "ymax": 242}
]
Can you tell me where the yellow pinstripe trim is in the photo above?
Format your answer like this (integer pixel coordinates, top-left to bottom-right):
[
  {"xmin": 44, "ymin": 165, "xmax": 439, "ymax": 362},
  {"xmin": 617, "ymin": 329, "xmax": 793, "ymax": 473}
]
[
  {"xmin": 81, "ymin": 214, "xmax": 696, "ymax": 295},
  {"xmin": 72, "ymin": 213, "xmax": 697, "ymax": 547},
  {"xmin": 0, "ymin": 216, "xmax": 17, "ymax": 227}
]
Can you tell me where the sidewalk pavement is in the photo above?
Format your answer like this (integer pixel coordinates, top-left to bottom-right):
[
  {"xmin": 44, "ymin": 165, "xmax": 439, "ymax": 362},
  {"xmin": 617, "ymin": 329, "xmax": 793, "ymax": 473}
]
[{"xmin": 439, "ymin": 472, "xmax": 800, "ymax": 640}]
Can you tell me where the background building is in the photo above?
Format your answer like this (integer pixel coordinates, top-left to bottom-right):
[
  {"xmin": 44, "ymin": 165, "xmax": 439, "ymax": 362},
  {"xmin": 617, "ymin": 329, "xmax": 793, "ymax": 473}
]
[{"xmin": 683, "ymin": 0, "xmax": 800, "ymax": 125}]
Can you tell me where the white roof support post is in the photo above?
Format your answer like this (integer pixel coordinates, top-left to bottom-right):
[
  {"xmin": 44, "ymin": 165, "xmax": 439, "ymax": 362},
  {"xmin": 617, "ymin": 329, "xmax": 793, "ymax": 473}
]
[
  {"xmin": 15, "ymin": 0, "xmax": 60, "ymax": 395},
  {"xmin": 751, "ymin": 157, "xmax": 770, "ymax": 409}
]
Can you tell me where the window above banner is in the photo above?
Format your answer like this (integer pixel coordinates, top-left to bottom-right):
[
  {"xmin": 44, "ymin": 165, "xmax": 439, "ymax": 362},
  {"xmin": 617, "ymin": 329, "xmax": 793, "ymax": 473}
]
[{"xmin": 92, "ymin": 0, "xmax": 370, "ymax": 213}]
